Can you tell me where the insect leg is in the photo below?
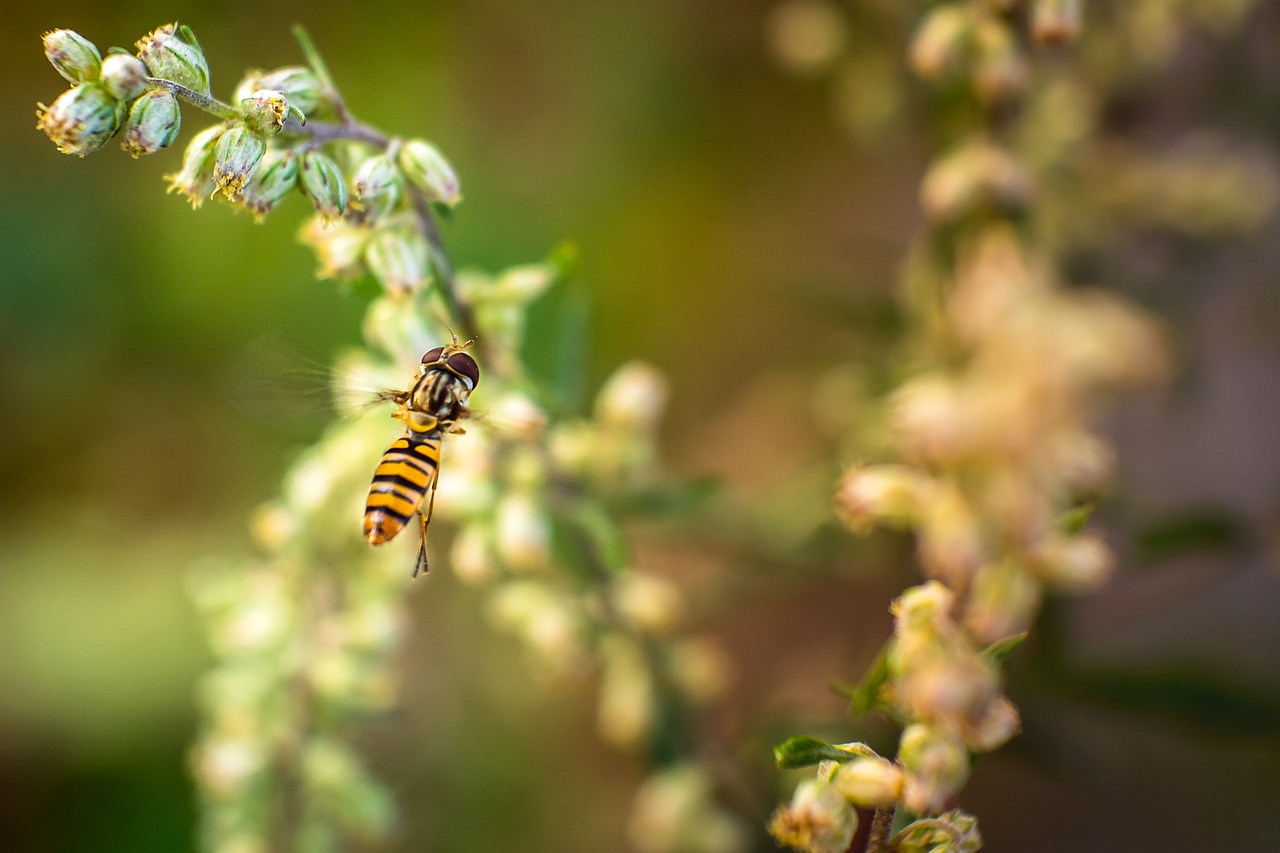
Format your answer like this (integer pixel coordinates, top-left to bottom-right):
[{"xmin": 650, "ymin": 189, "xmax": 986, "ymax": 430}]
[{"xmin": 412, "ymin": 476, "xmax": 440, "ymax": 579}]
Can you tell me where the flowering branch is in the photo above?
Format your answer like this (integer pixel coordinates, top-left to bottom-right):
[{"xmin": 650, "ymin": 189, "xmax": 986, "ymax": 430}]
[{"xmin": 37, "ymin": 20, "xmax": 739, "ymax": 852}]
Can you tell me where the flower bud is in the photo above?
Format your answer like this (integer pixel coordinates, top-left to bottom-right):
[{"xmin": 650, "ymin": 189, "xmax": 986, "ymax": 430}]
[
  {"xmin": 99, "ymin": 53, "xmax": 149, "ymax": 101},
  {"xmin": 121, "ymin": 88, "xmax": 180, "ymax": 157},
  {"xmin": 838, "ymin": 464, "xmax": 930, "ymax": 531},
  {"xmin": 239, "ymin": 148, "xmax": 299, "ymax": 221},
  {"xmin": 892, "ymin": 581, "xmax": 956, "ymax": 635},
  {"xmin": 299, "ymin": 216, "xmax": 369, "ymax": 279},
  {"xmin": 833, "ymin": 757, "xmax": 904, "ymax": 807},
  {"xmin": 240, "ymin": 89, "xmax": 289, "ymax": 137},
  {"xmin": 596, "ymin": 362, "xmax": 668, "ymax": 430},
  {"xmin": 921, "ymin": 140, "xmax": 1034, "ymax": 223},
  {"xmin": 495, "ymin": 492, "xmax": 552, "ymax": 572},
  {"xmin": 166, "ymin": 123, "xmax": 225, "ymax": 207},
  {"xmin": 136, "ymin": 23, "xmax": 210, "ymax": 94},
  {"xmin": 916, "ymin": 481, "xmax": 985, "ymax": 588},
  {"xmin": 614, "ymin": 573, "xmax": 683, "ymax": 634},
  {"xmin": 898, "ymin": 724, "xmax": 970, "ymax": 814},
  {"xmin": 298, "ymin": 150, "xmax": 347, "ymax": 222},
  {"xmin": 1030, "ymin": 531, "xmax": 1113, "ymax": 592},
  {"xmin": 908, "ymin": 5, "xmax": 973, "ymax": 81},
  {"xmin": 398, "ymin": 139, "xmax": 461, "ymax": 205},
  {"xmin": 1032, "ymin": 0, "xmax": 1082, "ymax": 46},
  {"xmin": 212, "ymin": 123, "xmax": 266, "ymax": 199},
  {"xmin": 364, "ymin": 225, "xmax": 430, "ymax": 295},
  {"xmin": 36, "ymin": 83, "xmax": 123, "ymax": 157},
  {"xmin": 963, "ymin": 559, "xmax": 1042, "ymax": 644},
  {"xmin": 769, "ymin": 778, "xmax": 858, "ymax": 853},
  {"xmin": 962, "ymin": 694, "xmax": 1020, "ymax": 752},
  {"xmin": 352, "ymin": 152, "xmax": 404, "ymax": 215},
  {"xmin": 256, "ymin": 66, "xmax": 325, "ymax": 115},
  {"xmin": 450, "ymin": 523, "xmax": 498, "ymax": 586},
  {"xmin": 972, "ymin": 17, "xmax": 1027, "ymax": 104},
  {"xmin": 43, "ymin": 29, "xmax": 101, "ymax": 84}
]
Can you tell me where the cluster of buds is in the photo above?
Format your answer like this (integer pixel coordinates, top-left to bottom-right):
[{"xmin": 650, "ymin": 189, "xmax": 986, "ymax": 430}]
[
  {"xmin": 769, "ymin": 735, "xmax": 978, "ymax": 853},
  {"xmin": 37, "ymin": 23, "xmax": 463, "ymax": 303},
  {"xmin": 37, "ymin": 26, "xmax": 192, "ymax": 158}
]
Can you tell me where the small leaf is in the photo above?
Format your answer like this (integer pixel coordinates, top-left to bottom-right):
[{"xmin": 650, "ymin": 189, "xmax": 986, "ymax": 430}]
[
  {"xmin": 774, "ymin": 736, "xmax": 854, "ymax": 769},
  {"xmin": 983, "ymin": 632, "xmax": 1028, "ymax": 666},
  {"xmin": 848, "ymin": 642, "xmax": 893, "ymax": 715},
  {"xmin": 1058, "ymin": 504, "xmax": 1094, "ymax": 535}
]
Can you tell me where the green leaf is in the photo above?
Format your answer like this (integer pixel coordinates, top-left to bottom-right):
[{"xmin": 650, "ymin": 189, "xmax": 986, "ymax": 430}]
[
  {"xmin": 1058, "ymin": 504, "xmax": 1094, "ymax": 535},
  {"xmin": 847, "ymin": 642, "xmax": 893, "ymax": 716},
  {"xmin": 983, "ymin": 632, "xmax": 1028, "ymax": 666},
  {"xmin": 773, "ymin": 736, "xmax": 852, "ymax": 769}
]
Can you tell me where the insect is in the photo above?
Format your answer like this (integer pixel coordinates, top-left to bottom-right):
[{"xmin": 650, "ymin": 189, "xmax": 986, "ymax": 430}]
[{"xmin": 363, "ymin": 337, "xmax": 480, "ymax": 577}]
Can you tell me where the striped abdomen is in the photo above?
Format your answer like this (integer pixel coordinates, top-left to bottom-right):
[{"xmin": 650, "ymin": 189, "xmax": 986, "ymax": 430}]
[{"xmin": 363, "ymin": 434, "xmax": 441, "ymax": 545}]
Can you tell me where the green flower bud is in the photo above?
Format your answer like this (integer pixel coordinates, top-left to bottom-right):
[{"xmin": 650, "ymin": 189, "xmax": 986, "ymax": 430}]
[
  {"xmin": 166, "ymin": 123, "xmax": 224, "ymax": 207},
  {"xmin": 240, "ymin": 89, "xmax": 288, "ymax": 137},
  {"xmin": 364, "ymin": 225, "xmax": 430, "ymax": 294},
  {"xmin": 239, "ymin": 148, "xmax": 299, "ymax": 221},
  {"xmin": 298, "ymin": 150, "xmax": 347, "ymax": 222},
  {"xmin": 352, "ymin": 152, "xmax": 404, "ymax": 213},
  {"xmin": 898, "ymin": 724, "xmax": 970, "ymax": 815},
  {"xmin": 213, "ymin": 124, "xmax": 266, "ymax": 200},
  {"xmin": 121, "ymin": 89, "xmax": 180, "ymax": 158},
  {"xmin": 136, "ymin": 23, "xmax": 210, "ymax": 95},
  {"xmin": 256, "ymin": 66, "xmax": 325, "ymax": 116},
  {"xmin": 99, "ymin": 53, "xmax": 149, "ymax": 101},
  {"xmin": 36, "ymin": 83, "xmax": 123, "ymax": 157},
  {"xmin": 43, "ymin": 29, "xmax": 102, "ymax": 84},
  {"xmin": 398, "ymin": 139, "xmax": 461, "ymax": 205}
]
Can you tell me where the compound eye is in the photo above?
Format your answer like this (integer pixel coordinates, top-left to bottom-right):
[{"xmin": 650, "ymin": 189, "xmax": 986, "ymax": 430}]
[
  {"xmin": 421, "ymin": 346, "xmax": 445, "ymax": 366},
  {"xmin": 447, "ymin": 352, "xmax": 480, "ymax": 388}
]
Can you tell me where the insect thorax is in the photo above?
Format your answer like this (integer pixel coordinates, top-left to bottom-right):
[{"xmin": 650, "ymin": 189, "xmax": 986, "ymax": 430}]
[{"xmin": 408, "ymin": 367, "xmax": 471, "ymax": 424}]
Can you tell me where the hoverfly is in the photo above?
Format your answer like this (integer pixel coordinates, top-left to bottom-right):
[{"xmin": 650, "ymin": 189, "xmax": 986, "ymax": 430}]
[{"xmin": 363, "ymin": 337, "xmax": 480, "ymax": 577}]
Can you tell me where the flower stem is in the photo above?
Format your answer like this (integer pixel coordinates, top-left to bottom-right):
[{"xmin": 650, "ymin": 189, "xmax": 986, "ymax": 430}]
[{"xmin": 146, "ymin": 77, "xmax": 239, "ymax": 121}]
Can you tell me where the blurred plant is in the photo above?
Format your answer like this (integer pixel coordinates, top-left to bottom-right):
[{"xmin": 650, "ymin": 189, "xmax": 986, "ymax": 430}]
[
  {"xmin": 757, "ymin": 0, "xmax": 1280, "ymax": 849},
  {"xmin": 37, "ymin": 22, "xmax": 742, "ymax": 852}
]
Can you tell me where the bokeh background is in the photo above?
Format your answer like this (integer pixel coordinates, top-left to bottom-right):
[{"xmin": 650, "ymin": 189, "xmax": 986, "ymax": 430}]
[{"xmin": 4, "ymin": 0, "xmax": 1280, "ymax": 850}]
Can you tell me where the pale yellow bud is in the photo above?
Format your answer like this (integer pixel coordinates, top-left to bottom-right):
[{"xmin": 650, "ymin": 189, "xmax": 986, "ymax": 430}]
[
  {"xmin": 614, "ymin": 572, "xmax": 683, "ymax": 634},
  {"xmin": 598, "ymin": 636, "xmax": 655, "ymax": 747},
  {"xmin": 898, "ymin": 724, "xmax": 970, "ymax": 815},
  {"xmin": 1031, "ymin": 531, "xmax": 1114, "ymax": 592},
  {"xmin": 495, "ymin": 492, "xmax": 552, "ymax": 572},
  {"xmin": 836, "ymin": 464, "xmax": 930, "ymax": 531},
  {"xmin": 892, "ymin": 581, "xmax": 956, "ymax": 635},
  {"xmin": 769, "ymin": 778, "xmax": 858, "ymax": 853},
  {"xmin": 450, "ymin": 523, "xmax": 498, "ymax": 586},
  {"xmin": 669, "ymin": 637, "xmax": 733, "ymax": 704},
  {"xmin": 765, "ymin": 0, "xmax": 847, "ymax": 75},
  {"xmin": 908, "ymin": 5, "xmax": 973, "ymax": 80},
  {"xmin": 921, "ymin": 140, "xmax": 1034, "ymax": 223},
  {"xmin": 916, "ymin": 481, "xmax": 985, "ymax": 588},
  {"xmin": 964, "ymin": 559, "xmax": 1042, "ymax": 644},
  {"xmin": 596, "ymin": 361, "xmax": 668, "ymax": 430},
  {"xmin": 963, "ymin": 695, "xmax": 1021, "ymax": 752},
  {"xmin": 299, "ymin": 216, "xmax": 369, "ymax": 279},
  {"xmin": 833, "ymin": 757, "xmax": 903, "ymax": 807}
]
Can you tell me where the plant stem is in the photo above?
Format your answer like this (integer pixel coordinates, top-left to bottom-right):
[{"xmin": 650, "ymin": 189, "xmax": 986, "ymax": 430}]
[
  {"xmin": 146, "ymin": 77, "xmax": 239, "ymax": 120},
  {"xmin": 865, "ymin": 806, "xmax": 896, "ymax": 853}
]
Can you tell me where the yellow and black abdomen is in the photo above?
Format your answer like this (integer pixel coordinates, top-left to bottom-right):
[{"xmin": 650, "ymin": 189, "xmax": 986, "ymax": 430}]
[{"xmin": 363, "ymin": 434, "xmax": 441, "ymax": 545}]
